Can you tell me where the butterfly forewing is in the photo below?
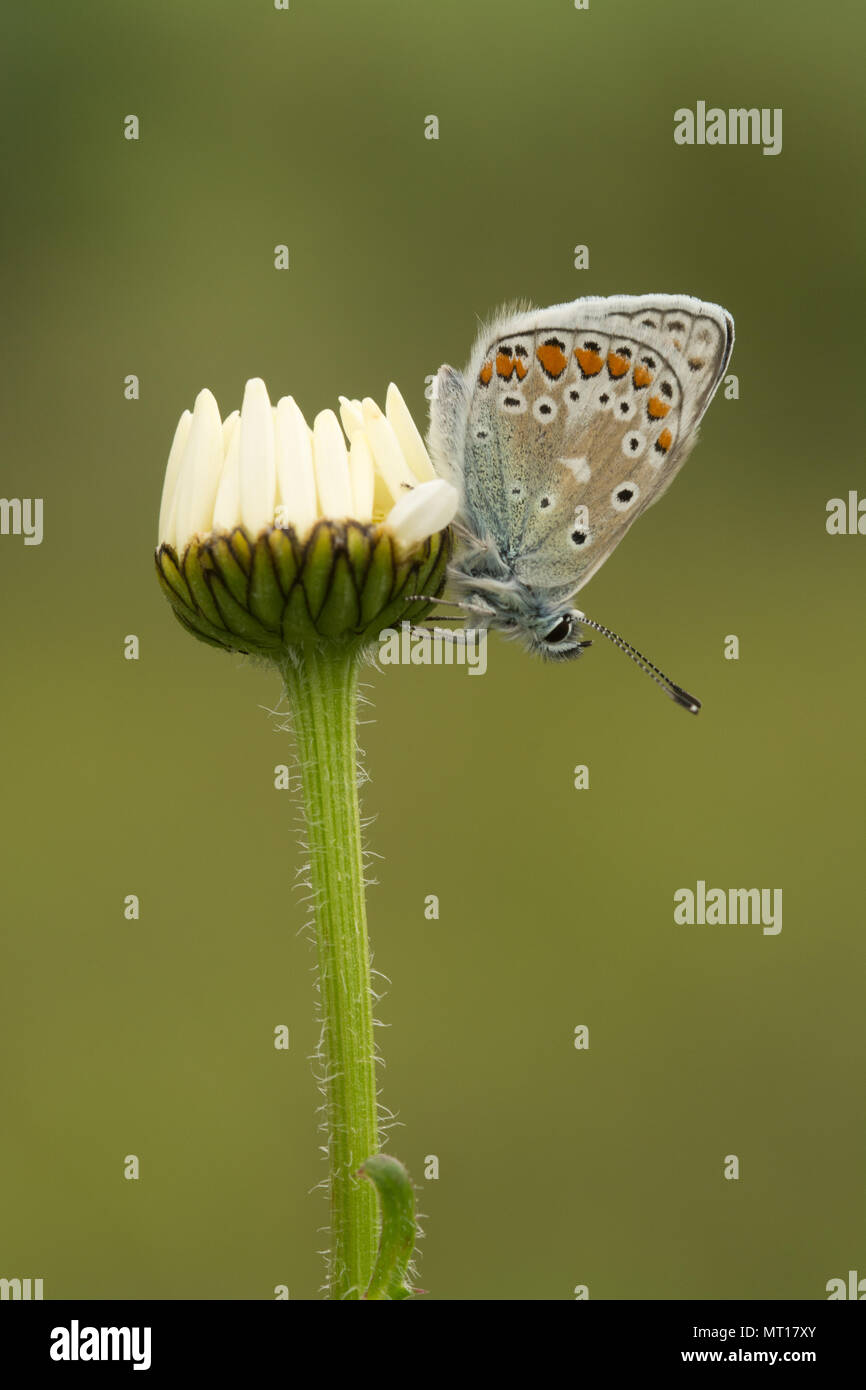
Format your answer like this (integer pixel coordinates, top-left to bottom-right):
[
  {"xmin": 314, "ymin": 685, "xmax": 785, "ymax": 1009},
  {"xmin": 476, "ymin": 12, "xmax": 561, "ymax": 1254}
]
[{"xmin": 452, "ymin": 295, "xmax": 733, "ymax": 599}]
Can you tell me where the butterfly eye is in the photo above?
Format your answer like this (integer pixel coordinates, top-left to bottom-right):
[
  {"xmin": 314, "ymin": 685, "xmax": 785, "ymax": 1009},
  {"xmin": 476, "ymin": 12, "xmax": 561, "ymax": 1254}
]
[{"xmin": 544, "ymin": 616, "xmax": 573, "ymax": 645}]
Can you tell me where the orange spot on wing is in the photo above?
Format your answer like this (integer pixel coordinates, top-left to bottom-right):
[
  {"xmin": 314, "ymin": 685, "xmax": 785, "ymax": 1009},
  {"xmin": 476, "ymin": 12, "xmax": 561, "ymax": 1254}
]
[
  {"xmin": 514, "ymin": 358, "xmax": 528, "ymax": 380},
  {"xmin": 656, "ymin": 428, "xmax": 673, "ymax": 452},
  {"xmin": 496, "ymin": 352, "xmax": 514, "ymax": 379},
  {"xmin": 647, "ymin": 395, "xmax": 671, "ymax": 419},
  {"xmin": 633, "ymin": 364, "xmax": 654, "ymax": 388},
  {"xmin": 607, "ymin": 352, "xmax": 630, "ymax": 378},
  {"xmin": 536, "ymin": 342, "xmax": 568, "ymax": 378},
  {"xmin": 575, "ymin": 347, "xmax": 603, "ymax": 377},
  {"xmin": 479, "ymin": 361, "xmax": 493, "ymax": 385}
]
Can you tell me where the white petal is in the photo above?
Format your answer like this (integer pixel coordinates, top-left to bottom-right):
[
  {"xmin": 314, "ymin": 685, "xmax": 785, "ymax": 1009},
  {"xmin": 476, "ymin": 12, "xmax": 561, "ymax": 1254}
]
[
  {"xmin": 385, "ymin": 478, "xmax": 458, "ymax": 552},
  {"xmin": 222, "ymin": 409, "xmax": 240, "ymax": 451},
  {"xmin": 385, "ymin": 382, "xmax": 436, "ymax": 481},
  {"xmin": 274, "ymin": 396, "xmax": 318, "ymax": 534},
  {"xmin": 174, "ymin": 389, "xmax": 224, "ymax": 551},
  {"xmin": 212, "ymin": 418, "xmax": 242, "ymax": 531},
  {"xmin": 239, "ymin": 378, "xmax": 277, "ymax": 536},
  {"xmin": 312, "ymin": 409, "xmax": 353, "ymax": 518},
  {"xmin": 158, "ymin": 408, "xmax": 192, "ymax": 547},
  {"xmin": 338, "ymin": 396, "xmax": 365, "ymax": 440},
  {"xmin": 348, "ymin": 433, "xmax": 375, "ymax": 522},
  {"xmin": 360, "ymin": 397, "xmax": 417, "ymax": 501}
]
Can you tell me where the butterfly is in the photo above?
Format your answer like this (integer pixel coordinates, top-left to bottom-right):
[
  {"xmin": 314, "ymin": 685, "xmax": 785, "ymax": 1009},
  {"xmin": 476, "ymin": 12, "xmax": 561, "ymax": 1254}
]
[{"xmin": 427, "ymin": 294, "xmax": 734, "ymax": 711}]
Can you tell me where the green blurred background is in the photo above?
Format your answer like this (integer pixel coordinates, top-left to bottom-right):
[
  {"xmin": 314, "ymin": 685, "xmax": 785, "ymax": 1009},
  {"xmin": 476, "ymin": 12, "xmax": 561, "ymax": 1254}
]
[{"xmin": 1, "ymin": 0, "xmax": 863, "ymax": 1300}]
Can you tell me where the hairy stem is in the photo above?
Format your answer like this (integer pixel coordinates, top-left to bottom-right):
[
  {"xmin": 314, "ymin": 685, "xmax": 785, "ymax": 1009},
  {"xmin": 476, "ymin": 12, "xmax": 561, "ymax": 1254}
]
[{"xmin": 282, "ymin": 643, "xmax": 379, "ymax": 1299}]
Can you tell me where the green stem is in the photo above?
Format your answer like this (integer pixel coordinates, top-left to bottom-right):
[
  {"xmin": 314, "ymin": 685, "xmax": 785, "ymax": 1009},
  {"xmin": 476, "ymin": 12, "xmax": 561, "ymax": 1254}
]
[{"xmin": 282, "ymin": 643, "xmax": 379, "ymax": 1300}]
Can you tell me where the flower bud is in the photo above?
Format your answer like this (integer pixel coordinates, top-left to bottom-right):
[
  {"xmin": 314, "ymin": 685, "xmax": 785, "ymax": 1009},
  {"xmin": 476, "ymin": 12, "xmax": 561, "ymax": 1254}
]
[{"xmin": 155, "ymin": 380, "xmax": 457, "ymax": 656}]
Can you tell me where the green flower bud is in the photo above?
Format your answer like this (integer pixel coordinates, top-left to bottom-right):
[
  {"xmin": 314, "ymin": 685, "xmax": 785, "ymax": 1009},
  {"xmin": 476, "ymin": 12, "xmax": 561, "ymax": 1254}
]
[
  {"xmin": 154, "ymin": 379, "xmax": 457, "ymax": 656},
  {"xmin": 155, "ymin": 519, "xmax": 451, "ymax": 655}
]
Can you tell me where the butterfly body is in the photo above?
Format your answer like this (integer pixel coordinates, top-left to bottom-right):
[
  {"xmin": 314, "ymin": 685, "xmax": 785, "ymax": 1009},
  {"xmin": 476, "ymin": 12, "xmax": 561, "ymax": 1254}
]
[{"xmin": 429, "ymin": 294, "xmax": 734, "ymax": 666}]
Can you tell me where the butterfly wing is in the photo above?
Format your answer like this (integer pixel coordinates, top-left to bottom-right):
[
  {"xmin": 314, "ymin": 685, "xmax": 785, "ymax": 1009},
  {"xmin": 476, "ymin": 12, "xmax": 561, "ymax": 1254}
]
[{"xmin": 430, "ymin": 294, "xmax": 733, "ymax": 602}]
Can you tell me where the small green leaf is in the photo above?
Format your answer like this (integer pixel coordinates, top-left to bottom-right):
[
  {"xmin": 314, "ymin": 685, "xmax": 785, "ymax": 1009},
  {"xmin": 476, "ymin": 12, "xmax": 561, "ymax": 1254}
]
[
  {"xmin": 249, "ymin": 535, "xmax": 285, "ymax": 630},
  {"xmin": 301, "ymin": 522, "xmax": 338, "ymax": 620},
  {"xmin": 359, "ymin": 1154, "xmax": 418, "ymax": 1300},
  {"xmin": 359, "ymin": 534, "xmax": 395, "ymax": 626},
  {"xmin": 183, "ymin": 546, "xmax": 229, "ymax": 630},
  {"xmin": 229, "ymin": 527, "xmax": 253, "ymax": 574},
  {"xmin": 268, "ymin": 528, "xmax": 301, "ymax": 597},
  {"xmin": 209, "ymin": 536, "xmax": 250, "ymax": 607},
  {"xmin": 317, "ymin": 551, "xmax": 361, "ymax": 635},
  {"xmin": 345, "ymin": 520, "xmax": 372, "ymax": 591},
  {"xmin": 155, "ymin": 547, "xmax": 193, "ymax": 611},
  {"xmin": 207, "ymin": 572, "xmax": 283, "ymax": 651},
  {"xmin": 171, "ymin": 605, "xmax": 241, "ymax": 651}
]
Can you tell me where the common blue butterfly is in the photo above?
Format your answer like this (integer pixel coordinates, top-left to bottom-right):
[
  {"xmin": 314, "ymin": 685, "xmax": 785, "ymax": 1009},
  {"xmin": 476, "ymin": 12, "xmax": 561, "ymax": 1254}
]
[{"xmin": 428, "ymin": 294, "xmax": 734, "ymax": 711}]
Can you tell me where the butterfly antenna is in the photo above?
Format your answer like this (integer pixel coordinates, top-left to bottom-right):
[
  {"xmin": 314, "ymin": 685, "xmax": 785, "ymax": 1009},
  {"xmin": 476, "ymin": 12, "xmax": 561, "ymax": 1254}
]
[{"xmin": 576, "ymin": 614, "xmax": 701, "ymax": 714}]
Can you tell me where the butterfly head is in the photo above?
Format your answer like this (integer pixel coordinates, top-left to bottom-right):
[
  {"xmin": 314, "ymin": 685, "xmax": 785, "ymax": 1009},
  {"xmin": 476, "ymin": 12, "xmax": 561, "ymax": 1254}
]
[
  {"xmin": 480, "ymin": 602, "xmax": 592, "ymax": 660},
  {"xmin": 516, "ymin": 609, "xmax": 591, "ymax": 661},
  {"xmin": 450, "ymin": 563, "xmax": 590, "ymax": 660}
]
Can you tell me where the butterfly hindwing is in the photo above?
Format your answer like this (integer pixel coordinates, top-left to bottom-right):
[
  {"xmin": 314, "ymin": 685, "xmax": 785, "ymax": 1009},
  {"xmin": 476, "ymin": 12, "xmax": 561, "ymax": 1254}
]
[{"xmin": 432, "ymin": 295, "xmax": 733, "ymax": 601}]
